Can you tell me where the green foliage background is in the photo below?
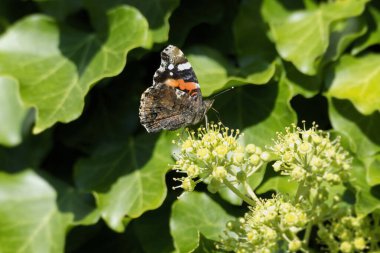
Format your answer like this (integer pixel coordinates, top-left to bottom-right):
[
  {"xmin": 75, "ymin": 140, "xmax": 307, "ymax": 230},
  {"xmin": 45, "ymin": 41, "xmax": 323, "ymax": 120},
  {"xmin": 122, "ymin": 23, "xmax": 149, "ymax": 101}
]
[{"xmin": 0, "ymin": 0, "xmax": 379, "ymax": 252}]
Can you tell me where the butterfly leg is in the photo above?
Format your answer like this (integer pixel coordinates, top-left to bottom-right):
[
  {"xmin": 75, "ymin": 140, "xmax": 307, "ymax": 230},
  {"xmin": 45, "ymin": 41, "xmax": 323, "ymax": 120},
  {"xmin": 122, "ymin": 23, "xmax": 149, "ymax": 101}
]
[{"xmin": 205, "ymin": 114, "xmax": 209, "ymax": 131}]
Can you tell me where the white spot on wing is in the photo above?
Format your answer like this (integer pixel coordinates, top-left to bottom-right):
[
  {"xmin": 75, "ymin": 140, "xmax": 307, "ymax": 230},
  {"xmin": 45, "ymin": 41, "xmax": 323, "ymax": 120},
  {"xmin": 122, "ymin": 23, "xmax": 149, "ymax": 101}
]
[
  {"xmin": 178, "ymin": 62, "xmax": 191, "ymax": 71},
  {"xmin": 170, "ymin": 72, "xmax": 173, "ymax": 76},
  {"xmin": 168, "ymin": 64, "xmax": 174, "ymax": 70}
]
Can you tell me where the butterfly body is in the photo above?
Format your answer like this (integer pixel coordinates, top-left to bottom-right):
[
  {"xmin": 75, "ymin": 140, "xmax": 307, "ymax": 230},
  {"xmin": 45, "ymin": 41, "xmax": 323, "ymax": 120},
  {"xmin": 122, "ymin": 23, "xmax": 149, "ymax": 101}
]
[{"xmin": 139, "ymin": 45, "xmax": 213, "ymax": 133}]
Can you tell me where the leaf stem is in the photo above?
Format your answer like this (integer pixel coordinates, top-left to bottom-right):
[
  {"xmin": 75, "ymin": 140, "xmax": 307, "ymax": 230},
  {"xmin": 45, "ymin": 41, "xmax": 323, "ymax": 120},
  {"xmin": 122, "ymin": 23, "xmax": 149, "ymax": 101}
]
[
  {"xmin": 223, "ymin": 180, "xmax": 257, "ymax": 206},
  {"xmin": 243, "ymin": 181, "xmax": 262, "ymax": 204}
]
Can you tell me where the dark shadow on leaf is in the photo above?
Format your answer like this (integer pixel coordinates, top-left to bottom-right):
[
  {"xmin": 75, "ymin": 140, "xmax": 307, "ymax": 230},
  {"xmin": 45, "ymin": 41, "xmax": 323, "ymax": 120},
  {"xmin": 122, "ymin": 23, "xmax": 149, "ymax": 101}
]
[
  {"xmin": 291, "ymin": 94, "xmax": 331, "ymax": 130},
  {"xmin": 58, "ymin": 11, "xmax": 105, "ymax": 78},
  {"xmin": 284, "ymin": 61, "xmax": 322, "ymax": 94},
  {"xmin": 370, "ymin": 185, "xmax": 380, "ymax": 200},
  {"xmin": 331, "ymin": 98, "xmax": 380, "ymax": 145},
  {"xmin": 74, "ymin": 133, "xmax": 160, "ymax": 193},
  {"xmin": 210, "ymin": 82, "xmax": 278, "ymax": 131}
]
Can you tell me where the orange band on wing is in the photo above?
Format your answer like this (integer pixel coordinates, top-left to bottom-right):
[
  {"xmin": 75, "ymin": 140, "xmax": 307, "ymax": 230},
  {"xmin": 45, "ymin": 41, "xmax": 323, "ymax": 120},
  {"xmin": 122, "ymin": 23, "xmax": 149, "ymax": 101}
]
[{"xmin": 164, "ymin": 79, "xmax": 198, "ymax": 92}]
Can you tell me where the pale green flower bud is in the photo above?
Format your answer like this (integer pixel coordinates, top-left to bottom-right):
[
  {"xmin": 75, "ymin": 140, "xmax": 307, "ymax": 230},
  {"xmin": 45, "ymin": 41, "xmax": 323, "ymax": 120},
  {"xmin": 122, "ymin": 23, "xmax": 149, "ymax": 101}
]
[
  {"xmin": 340, "ymin": 241, "xmax": 352, "ymax": 253},
  {"xmin": 214, "ymin": 145, "xmax": 228, "ymax": 158},
  {"xmin": 288, "ymin": 238, "xmax": 302, "ymax": 252},
  {"xmin": 272, "ymin": 161, "xmax": 282, "ymax": 172},
  {"xmin": 197, "ymin": 148, "xmax": 210, "ymax": 160},
  {"xmin": 249, "ymin": 154, "xmax": 260, "ymax": 166},
  {"xmin": 182, "ymin": 178, "xmax": 195, "ymax": 191},
  {"xmin": 255, "ymin": 146, "xmax": 262, "ymax": 154},
  {"xmin": 291, "ymin": 166, "xmax": 306, "ymax": 181},
  {"xmin": 187, "ymin": 164, "xmax": 199, "ymax": 177},
  {"xmin": 284, "ymin": 212, "xmax": 298, "ymax": 227},
  {"xmin": 245, "ymin": 144, "xmax": 256, "ymax": 154},
  {"xmin": 263, "ymin": 227, "xmax": 277, "ymax": 241},
  {"xmin": 232, "ymin": 152, "xmax": 245, "ymax": 164},
  {"xmin": 212, "ymin": 166, "xmax": 227, "ymax": 181},
  {"xmin": 181, "ymin": 139, "xmax": 194, "ymax": 153},
  {"xmin": 353, "ymin": 237, "xmax": 366, "ymax": 251},
  {"xmin": 311, "ymin": 133, "xmax": 322, "ymax": 144},
  {"xmin": 282, "ymin": 151, "xmax": 293, "ymax": 163},
  {"xmin": 298, "ymin": 142, "xmax": 312, "ymax": 154},
  {"xmin": 260, "ymin": 152, "xmax": 270, "ymax": 162}
]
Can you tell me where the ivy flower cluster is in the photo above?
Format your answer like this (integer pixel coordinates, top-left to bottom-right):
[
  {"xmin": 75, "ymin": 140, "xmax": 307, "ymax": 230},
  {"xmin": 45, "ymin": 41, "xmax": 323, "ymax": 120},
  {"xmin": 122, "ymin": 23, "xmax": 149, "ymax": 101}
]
[
  {"xmin": 172, "ymin": 123, "xmax": 270, "ymax": 193},
  {"xmin": 218, "ymin": 195, "xmax": 308, "ymax": 253},
  {"xmin": 269, "ymin": 121, "xmax": 352, "ymax": 189},
  {"xmin": 318, "ymin": 215, "xmax": 378, "ymax": 253}
]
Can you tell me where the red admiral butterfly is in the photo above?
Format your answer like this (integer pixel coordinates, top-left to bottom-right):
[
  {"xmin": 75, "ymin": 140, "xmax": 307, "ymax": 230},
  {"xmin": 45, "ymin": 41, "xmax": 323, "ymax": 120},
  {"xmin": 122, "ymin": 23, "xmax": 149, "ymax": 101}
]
[{"xmin": 139, "ymin": 45, "xmax": 214, "ymax": 132}]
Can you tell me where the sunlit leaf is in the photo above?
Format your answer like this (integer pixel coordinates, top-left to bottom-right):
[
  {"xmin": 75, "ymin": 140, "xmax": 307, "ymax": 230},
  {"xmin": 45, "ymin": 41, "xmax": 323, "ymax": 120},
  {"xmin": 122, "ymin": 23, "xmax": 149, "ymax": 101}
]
[
  {"xmin": 328, "ymin": 98, "xmax": 380, "ymax": 157},
  {"xmin": 327, "ymin": 54, "xmax": 380, "ymax": 115},
  {"xmin": 0, "ymin": 170, "xmax": 71, "ymax": 253},
  {"xmin": 263, "ymin": 0, "xmax": 368, "ymax": 75},
  {"xmin": 0, "ymin": 6, "xmax": 149, "ymax": 133},
  {"xmin": 75, "ymin": 133, "xmax": 173, "ymax": 232},
  {"xmin": 0, "ymin": 76, "xmax": 27, "ymax": 146},
  {"xmin": 170, "ymin": 192, "xmax": 233, "ymax": 253}
]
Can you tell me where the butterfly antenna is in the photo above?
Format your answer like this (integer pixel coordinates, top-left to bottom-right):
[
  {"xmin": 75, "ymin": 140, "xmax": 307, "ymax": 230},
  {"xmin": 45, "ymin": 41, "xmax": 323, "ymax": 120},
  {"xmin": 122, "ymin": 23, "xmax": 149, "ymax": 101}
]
[
  {"xmin": 211, "ymin": 86, "xmax": 235, "ymax": 99},
  {"xmin": 210, "ymin": 107, "xmax": 227, "ymax": 127}
]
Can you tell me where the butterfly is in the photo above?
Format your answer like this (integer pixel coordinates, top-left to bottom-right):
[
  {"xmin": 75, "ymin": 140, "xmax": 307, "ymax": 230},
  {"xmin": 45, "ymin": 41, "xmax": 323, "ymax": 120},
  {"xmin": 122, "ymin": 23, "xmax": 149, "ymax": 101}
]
[{"xmin": 139, "ymin": 45, "xmax": 214, "ymax": 133}]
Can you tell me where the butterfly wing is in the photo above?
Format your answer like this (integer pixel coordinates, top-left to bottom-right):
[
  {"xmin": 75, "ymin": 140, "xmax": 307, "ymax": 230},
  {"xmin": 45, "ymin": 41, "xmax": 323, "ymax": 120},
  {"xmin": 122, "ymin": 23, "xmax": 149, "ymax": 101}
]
[
  {"xmin": 139, "ymin": 45, "xmax": 214, "ymax": 132},
  {"xmin": 139, "ymin": 83, "xmax": 203, "ymax": 132}
]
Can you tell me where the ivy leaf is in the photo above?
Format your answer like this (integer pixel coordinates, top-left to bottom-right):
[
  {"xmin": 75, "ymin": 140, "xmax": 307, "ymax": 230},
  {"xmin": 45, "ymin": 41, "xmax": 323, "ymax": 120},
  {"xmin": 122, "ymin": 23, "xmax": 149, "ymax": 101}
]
[
  {"xmin": 322, "ymin": 17, "xmax": 367, "ymax": 64},
  {"xmin": 328, "ymin": 98, "xmax": 380, "ymax": 157},
  {"xmin": 169, "ymin": 0, "xmax": 225, "ymax": 46},
  {"xmin": 133, "ymin": 195, "xmax": 176, "ymax": 253},
  {"xmin": 263, "ymin": 0, "xmax": 368, "ymax": 75},
  {"xmin": 233, "ymin": 0, "xmax": 276, "ymax": 84},
  {"xmin": 327, "ymin": 54, "xmax": 380, "ymax": 115},
  {"xmin": 0, "ymin": 131, "xmax": 51, "ymax": 173},
  {"xmin": 352, "ymin": 7, "xmax": 380, "ymax": 54},
  {"xmin": 83, "ymin": 0, "xmax": 179, "ymax": 45},
  {"xmin": 170, "ymin": 192, "xmax": 233, "ymax": 253},
  {"xmin": 211, "ymin": 75, "xmax": 296, "ymax": 148},
  {"xmin": 366, "ymin": 154, "xmax": 380, "ymax": 186},
  {"xmin": 0, "ymin": 6, "xmax": 149, "ymax": 133},
  {"xmin": 75, "ymin": 133, "xmax": 173, "ymax": 232},
  {"xmin": 0, "ymin": 170, "xmax": 71, "ymax": 253},
  {"xmin": 187, "ymin": 46, "xmax": 273, "ymax": 97},
  {"xmin": 351, "ymin": 158, "xmax": 380, "ymax": 216},
  {"xmin": 0, "ymin": 76, "xmax": 27, "ymax": 146}
]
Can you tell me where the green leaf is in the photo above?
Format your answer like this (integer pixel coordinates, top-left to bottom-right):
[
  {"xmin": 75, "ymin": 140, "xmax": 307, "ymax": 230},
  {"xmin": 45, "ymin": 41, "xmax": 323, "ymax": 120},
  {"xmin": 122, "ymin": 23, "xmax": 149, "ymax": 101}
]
[
  {"xmin": 0, "ymin": 76, "xmax": 27, "ymax": 146},
  {"xmin": 323, "ymin": 17, "xmax": 367, "ymax": 64},
  {"xmin": 352, "ymin": 7, "xmax": 380, "ymax": 54},
  {"xmin": 36, "ymin": 0, "xmax": 82, "ymax": 21},
  {"xmin": 256, "ymin": 175, "xmax": 298, "ymax": 196},
  {"xmin": 0, "ymin": 170, "xmax": 71, "ymax": 253},
  {"xmin": 327, "ymin": 54, "xmax": 380, "ymax": 115},
  {"xmin": 283, "ymin": 62, "xmax": 322, "ymax": 98},
  {"xmin": 206, "ymin": 75, "xmax": 296, "ymax": 149},
  {"xmin": 0, "ymin": 6, "xmax": 149, "ymax": 133},
  {"xmin": 169, "ymin": 0, "xmax": 225, "ymax": 46},
  {"xmin": 187, "ymin": 46, "xmax": 273, "ymax": 97},
  {"xmin": 236, "ymin": 76, "xmax": 296, "ymax": 148},
  {"xmin": 133, "ymin": 195, "xmax": 176, "ymax": 253},
  {"xmin": 84, "ymin": 0, "xmax": 179, "ymax": 45},
  {"xmin": 366, "ymin": 154, "xmax": 380, "ymax": 186},
  {"xmin": 75, "ymin": 133, "xmax": 173, "ymax": 232},
  {"xmin": 328, "ymin": 98, "xmax": 380, "ymax": 157},
  {"xmin": 0, "ymin": 131, "xmax": 51, "ymax": 172},
  {"xmin": 351, "ymin": 158, "xmax": 380, "ymax": 216},
  {"xmin": 263, "ymin": 0, "xmax": 368, "ymax": 75},
  {"xmin": 233, "ymin": 0, "xmax": 276, "ymax": 84},
  {"xmin": 170, "ymin": 192, "xmax": 233, "ymax": 253}
]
